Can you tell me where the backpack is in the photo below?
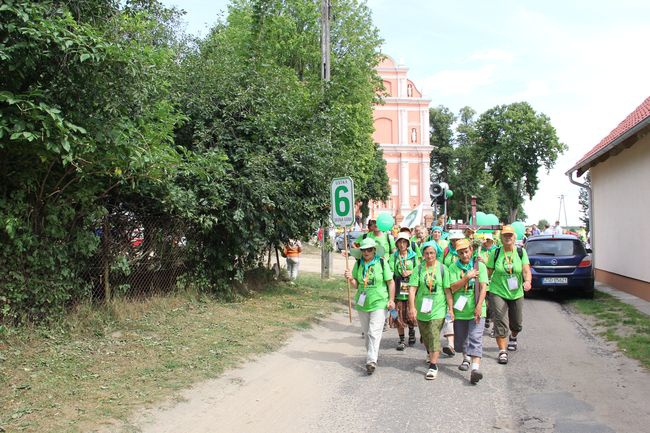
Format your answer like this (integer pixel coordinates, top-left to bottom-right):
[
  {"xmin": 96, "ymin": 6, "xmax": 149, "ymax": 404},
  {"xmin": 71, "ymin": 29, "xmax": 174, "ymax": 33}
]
[{"xmin": 493, "ymin": 246, "xmax": 524, "ymax": 262}]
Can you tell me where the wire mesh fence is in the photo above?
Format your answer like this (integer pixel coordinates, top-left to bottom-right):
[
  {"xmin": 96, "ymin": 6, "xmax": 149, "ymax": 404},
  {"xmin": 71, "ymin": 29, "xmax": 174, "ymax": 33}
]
[{"xmin": 82, "ymin": 211, "xmax": 190, "ymax": 301}]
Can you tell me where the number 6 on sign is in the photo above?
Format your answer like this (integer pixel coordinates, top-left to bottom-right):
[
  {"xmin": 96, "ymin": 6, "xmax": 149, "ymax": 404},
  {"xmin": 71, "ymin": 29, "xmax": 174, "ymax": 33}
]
[{"xmin": 331, "ymin": 177, "xmax": 355, "ymax": 227}]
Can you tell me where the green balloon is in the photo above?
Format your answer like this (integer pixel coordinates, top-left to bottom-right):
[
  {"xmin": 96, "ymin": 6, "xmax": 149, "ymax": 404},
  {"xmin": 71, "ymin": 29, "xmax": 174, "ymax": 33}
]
[
  {"xmin": 445, "ymin": 189, "xmax": 453, "ymax": 199},
  {"xmin": 486, "ymin": 214, "xmax": 499, "ymax": 225},
  {"xmin": 376, "ymin": 212, "xmax": 394, "ymax": 232},
  {"xmin": 511, "ymin": 221, "xmax": 525, "ymax": 239},
  {"xmin": 476, "ymin": 211, "xmax": 488, "ymax": 226}
]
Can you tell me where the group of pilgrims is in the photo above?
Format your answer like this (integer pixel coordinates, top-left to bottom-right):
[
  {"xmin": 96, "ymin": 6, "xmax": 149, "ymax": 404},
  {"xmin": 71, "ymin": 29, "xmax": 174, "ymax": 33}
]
[{"xmin": 343, "ymin": 219, "xmax": 532, "ymax": 383}]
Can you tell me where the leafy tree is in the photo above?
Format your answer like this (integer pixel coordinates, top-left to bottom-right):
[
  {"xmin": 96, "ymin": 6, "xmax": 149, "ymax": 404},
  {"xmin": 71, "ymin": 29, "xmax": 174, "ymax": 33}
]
[
  {"xmin": 172, "ymin": 0, "xmax": 385, "ymax": 290},
  {"xmin": 578, "ymin": 172, "xmax": 591, "ymax": 231},
  {"xmin": 475, "ymin": 102, "xmax": 566, "ymax": 222},
  {"xmin": 537, "ymin": 218, "xmax": 549, "ymax": 231},
  {"xmin": 429, "ymin": 105, "xmax": 456, "ymax": 182},
  {"xmin": 0, "ymin": 0, "xmax": 184, "ymax": 322},
  {"xmin": 446, "ymin": 106, "xmax": 500, "ymax": 222}
]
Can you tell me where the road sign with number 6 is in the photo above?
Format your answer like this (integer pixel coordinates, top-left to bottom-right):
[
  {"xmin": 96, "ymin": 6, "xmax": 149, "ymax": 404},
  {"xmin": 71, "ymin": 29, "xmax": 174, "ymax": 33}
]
[{"xmin": 331, "ymin": 177, "xmax": 355, "ymax": 227}]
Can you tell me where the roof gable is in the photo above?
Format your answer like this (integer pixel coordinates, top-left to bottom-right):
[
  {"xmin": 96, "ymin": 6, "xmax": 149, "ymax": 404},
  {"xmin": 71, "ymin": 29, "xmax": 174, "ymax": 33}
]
[{"xmin": 570, "ymin": 96, "xmax": 650, "ymax": 175}]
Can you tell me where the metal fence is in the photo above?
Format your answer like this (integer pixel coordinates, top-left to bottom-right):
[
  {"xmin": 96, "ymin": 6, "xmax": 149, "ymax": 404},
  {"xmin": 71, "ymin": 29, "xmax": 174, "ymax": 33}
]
[{"xmin": 83, "ymin": 212, "xmax": 190, "ymax": 301}]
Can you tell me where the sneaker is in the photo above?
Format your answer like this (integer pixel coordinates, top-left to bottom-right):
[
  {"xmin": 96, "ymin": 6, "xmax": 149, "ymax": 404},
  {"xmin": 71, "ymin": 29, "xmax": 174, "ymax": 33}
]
[
  {"xmin": 458, "ymin": 358, "xmax": 470, "ymax": 371},
  {"xmin": 470, "ymin": 369, "xmax": 483, "ymax": 384},
  {"xmin": 507, "ymin": 336, "xmax": 518, "ymax": 351},
  {"xmin": 366, "ymin": 362, "xmax": 376, "ymax": 375},
  {"xmin": 425, "ymin": 365, "xmax": 438, "ymax": 380},
  {"xmin": 442, "ymin": 346, "xmax": 456, "ymax": 357},
  {"xmin": 396, "ymin": 340, "xmax": 406, "ymax": 351},
  {"xmin": 498, "ymin": 351, "xmax": 508, "ymax": 364}
]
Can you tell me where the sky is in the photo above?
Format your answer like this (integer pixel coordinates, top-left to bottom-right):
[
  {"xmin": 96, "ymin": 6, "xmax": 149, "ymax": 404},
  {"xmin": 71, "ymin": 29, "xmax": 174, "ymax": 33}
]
[{"xmin": 162, "ymin": 0, "xmax": 650, "ymax": 226}]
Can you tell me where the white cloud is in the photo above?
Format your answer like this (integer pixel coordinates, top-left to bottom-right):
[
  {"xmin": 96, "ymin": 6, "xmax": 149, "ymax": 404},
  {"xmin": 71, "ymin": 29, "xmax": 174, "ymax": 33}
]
[
  {"xmin": 509, "ymin": 80, "xmax": 550, "ymax": 100},
  {"xmin": 467, "ymin": 49, "xmax": 515, "ymax": 63},
  {"xmin": 419, "ymin": 64, "xmax": 497, "ymax": 97}
]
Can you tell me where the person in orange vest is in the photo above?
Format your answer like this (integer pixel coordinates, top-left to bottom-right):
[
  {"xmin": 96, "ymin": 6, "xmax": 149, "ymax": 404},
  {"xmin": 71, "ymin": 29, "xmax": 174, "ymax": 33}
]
[{"xmin": 283, "ymin": 239, "xmax": 302, "ymax": 282}]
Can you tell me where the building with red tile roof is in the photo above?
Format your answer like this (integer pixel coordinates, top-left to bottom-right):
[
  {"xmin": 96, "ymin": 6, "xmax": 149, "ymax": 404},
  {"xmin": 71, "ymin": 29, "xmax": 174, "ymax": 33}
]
[{"xmin": 567, "ymin": 96, "xmax": 650, "ymax": 300}]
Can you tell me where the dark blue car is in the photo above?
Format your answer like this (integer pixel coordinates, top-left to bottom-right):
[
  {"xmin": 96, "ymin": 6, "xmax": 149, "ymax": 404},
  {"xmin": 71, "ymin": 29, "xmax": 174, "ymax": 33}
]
[{"xmin": 525, "ymin": 234, "xmax": 594, "ymax": 298}]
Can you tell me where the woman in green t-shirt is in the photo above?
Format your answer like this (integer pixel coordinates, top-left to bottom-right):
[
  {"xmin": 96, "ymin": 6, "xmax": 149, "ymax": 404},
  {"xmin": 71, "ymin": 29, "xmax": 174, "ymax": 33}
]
[
  {"xmin": 344, "ymin": 238, "xmax": 395, "ymax": 375},
  {"xmin": 407, "ymin": 241, "xmax": 452, "ymax": 380},
  {"xmin": 389, "ymin": 233, "xmax": 419, "ymax": 351},
  {"xmin": 448, "ymin": 239, "xmax": 488, "ymax": 385},
  {"xmin": 486, "ymin": 225, "xmax": 532, "ymax": 365}
]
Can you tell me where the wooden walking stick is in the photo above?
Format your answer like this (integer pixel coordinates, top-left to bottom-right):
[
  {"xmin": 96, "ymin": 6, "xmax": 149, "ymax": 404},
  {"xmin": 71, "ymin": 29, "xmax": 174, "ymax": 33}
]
[{"xmin": 344, "ymin": 226, "xmax": 352, "ymax": 323}]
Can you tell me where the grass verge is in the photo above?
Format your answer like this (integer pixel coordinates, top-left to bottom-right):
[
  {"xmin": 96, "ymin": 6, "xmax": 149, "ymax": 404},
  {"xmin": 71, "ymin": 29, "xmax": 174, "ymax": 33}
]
[
  {"xmin": 567, "ymin": 290, "xmax": 650, "ymax": 369},
  {"xmin": 0, "ymin": 273, "xmax": 346, "ymax": 433}
]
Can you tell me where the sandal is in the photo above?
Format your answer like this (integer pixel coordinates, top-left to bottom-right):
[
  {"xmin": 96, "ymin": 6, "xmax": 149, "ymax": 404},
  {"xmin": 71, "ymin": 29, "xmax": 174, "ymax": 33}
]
[
  {"xmin": 507, "ymin": 336, "xmax": 518, "ymax": 351},
  {"xmin": 425, "ymin": 366, "xmax": 438, "ymax": 380},
  {"xmin": 498, "ymin": 351, "xmax": 508, "ymax": 364},
  {"xmin": 396, "ymin": 340, "xmax": 406, "ymax": 351},
  {"xmin": 408, "ymin": 329, "xmax": 416, "ymax": 346},
  {"xmin": 458, "ymin": 358, "xmax": 470, "ymax": 371},
  {"xmin": 442, "ymin": 346, "xmax": 456, "ymax": 357}
]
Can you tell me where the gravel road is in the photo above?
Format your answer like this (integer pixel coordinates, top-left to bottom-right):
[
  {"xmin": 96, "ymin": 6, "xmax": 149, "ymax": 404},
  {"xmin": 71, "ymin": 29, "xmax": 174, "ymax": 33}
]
[{"xmin": 128, "ymin": 288, "xmax": 650, "ymax": 433}]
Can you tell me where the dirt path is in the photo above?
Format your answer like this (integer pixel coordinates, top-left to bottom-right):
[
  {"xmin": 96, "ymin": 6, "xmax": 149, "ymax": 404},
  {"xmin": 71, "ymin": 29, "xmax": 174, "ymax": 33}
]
[{"xmin": 123, "ymin": 293, "xmax": 649, "ymax": 433}]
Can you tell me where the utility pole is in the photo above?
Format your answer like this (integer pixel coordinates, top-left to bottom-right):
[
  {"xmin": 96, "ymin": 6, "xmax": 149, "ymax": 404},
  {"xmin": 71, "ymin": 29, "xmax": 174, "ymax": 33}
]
[
  {"xmin": 557, "ymin": 194, "xmax": 568, "ymax": 227},
  {"xmin": 320, "ymin": 0, "xmax": 332, "ymax": 279}
]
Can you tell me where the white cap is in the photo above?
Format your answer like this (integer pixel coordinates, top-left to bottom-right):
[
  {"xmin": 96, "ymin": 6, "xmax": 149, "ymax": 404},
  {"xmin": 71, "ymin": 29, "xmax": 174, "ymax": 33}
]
[
  {"xmin": 395, "ymin": 232, "xmax": 411, "ymax": 243},
  {"xmin": 449, "ymin": 230, "xmax": 464, "ymax": 240},
  {"xmin": 483, "ymin": 233, "xmax": 493, "ymax": 240}
]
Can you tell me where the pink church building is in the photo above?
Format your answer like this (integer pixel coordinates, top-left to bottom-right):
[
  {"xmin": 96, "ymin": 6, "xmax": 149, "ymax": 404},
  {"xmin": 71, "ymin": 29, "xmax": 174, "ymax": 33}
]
[{"xmin": 369, "ymin": 55, "xmax": 433, "ymax": 225}]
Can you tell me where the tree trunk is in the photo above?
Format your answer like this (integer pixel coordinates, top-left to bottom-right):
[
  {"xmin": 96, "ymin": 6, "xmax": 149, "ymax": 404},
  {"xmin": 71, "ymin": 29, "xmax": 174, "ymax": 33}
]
[{"xmin": 509, "ymin": 208, "xmax": 518, "ymax": 223}]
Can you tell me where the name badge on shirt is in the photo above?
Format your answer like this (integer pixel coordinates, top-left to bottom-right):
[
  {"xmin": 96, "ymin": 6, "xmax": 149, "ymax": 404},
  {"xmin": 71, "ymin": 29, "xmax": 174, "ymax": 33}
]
[
  {"xmin": 420, "ymin": 296, "xmax": 433, "ymax": 313},
  {"xmin": 399, "ymin": 289, "xmax": 409, "ymax": 297},
  {"xmin": 357, "ymin": 292, "xmax": 367, "ymax": 306},
  {"xmin": 507, "ymin": 276, "xmax": 519, "ymax": 290},
  {"xmin": 454, "ymin": 295, "xmax": 468, "ymax": 311}
]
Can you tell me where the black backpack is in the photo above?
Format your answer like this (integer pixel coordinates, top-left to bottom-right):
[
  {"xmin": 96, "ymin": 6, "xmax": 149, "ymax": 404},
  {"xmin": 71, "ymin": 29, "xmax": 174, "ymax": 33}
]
[{"xmin": 493, "ymin": 246, "xmax": 524, "ymax": 262}]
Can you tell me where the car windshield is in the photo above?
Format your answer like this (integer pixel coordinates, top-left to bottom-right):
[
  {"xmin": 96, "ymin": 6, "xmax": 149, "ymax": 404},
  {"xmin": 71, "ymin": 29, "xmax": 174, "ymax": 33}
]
[{"xmin": 526, "ymin": 239, "xmax": 586, "ymax": 257}]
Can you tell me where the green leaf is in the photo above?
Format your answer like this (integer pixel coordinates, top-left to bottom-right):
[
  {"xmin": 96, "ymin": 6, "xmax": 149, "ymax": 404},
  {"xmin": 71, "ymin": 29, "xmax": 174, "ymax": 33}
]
[{"xmin": 80, "ymin": 53, "xmax": 91, "ymax": 62}]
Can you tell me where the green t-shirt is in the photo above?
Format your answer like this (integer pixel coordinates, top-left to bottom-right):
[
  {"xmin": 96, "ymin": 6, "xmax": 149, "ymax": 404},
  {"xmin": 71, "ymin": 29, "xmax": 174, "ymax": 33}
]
[
  {"xmin": 487, "ymin": 247, "xmax": 530, "ymax": 300},
  {"xmin": 448, "ymin": 260, "xmax": 489, "ymax": 320},
  {"xmin": 408, "ymin": 262, "xmax": 450, "ymax": 321},
  {"xmin": 389, "ymin": 250, "xmax": 419, "ymax": 300},
  {"xmin": 425, "ymin": 237, "xmax": 448, "ymax": 260},
  {"xmin": 442, "ymin": 245, "xmax": 458, "ymax": 267},
  {"xmin": 352, "ymin": 257, "xmax": 394, "ymax": 312},
  {"xmin": 362, "ymin": 231, "xmax": 395, "ymax": 260}
]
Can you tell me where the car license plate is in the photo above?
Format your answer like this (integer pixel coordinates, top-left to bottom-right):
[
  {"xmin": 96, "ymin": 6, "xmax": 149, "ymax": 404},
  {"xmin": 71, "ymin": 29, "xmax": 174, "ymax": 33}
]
[{"xmin": 542, "ymin": 277, "xmax": 568, "ymax": 285}]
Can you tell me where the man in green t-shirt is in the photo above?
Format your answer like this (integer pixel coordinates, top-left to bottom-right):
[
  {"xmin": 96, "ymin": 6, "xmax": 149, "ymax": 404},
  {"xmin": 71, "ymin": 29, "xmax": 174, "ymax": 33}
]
[
  {"xmin": 448, "ymin": 239, "xmax": 488, "ymax": 385},
  {"xmin": 354, "ymin": 219, "xmax": 396, "ymax": 260},
  {"xmin": 344, "ymin": 237, "xmax": 395, "ymax": 375},
  {"xmin": 486, "ymin": 225, "xmax": 532, "ymax": 366}
]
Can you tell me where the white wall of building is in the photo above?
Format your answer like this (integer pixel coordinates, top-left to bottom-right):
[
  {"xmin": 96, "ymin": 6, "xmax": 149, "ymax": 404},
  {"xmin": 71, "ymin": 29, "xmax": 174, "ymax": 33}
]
[{"xmin": 591, "ymin": 134, "xmax": 650, "ymax": 282}]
